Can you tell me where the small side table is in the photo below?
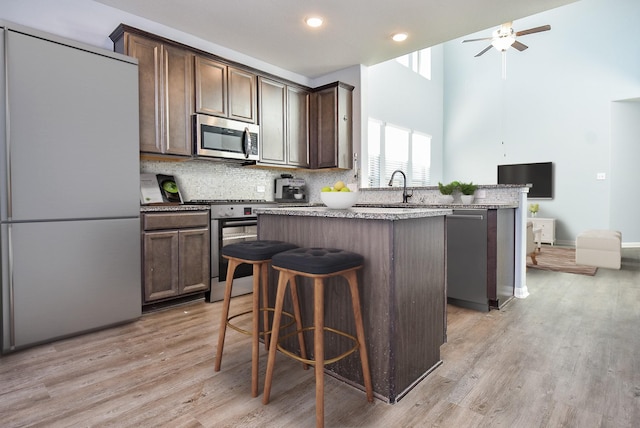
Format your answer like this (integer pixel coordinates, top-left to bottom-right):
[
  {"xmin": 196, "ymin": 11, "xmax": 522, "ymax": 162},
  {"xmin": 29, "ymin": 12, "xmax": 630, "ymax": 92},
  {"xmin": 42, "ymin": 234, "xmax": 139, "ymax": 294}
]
[{"xmin": 529, "ymin": 217, "xmax": 556, "ymax": 246}]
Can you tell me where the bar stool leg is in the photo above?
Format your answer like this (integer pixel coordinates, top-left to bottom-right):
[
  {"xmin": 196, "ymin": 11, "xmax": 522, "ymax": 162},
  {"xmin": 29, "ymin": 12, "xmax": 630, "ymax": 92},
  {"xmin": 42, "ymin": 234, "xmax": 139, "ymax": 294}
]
[
  {"xmin": 288, "ymin": 277, "xmax": 309, "ymax": 367},
  {"xmin": 344, "ymin": 270, "xmax": 374, "ymax": 402},
  {"xmin": 251, "ymin": 262, "xmax": 262, "ymax": 397},
  {"xmin": 214, "ymin": 258, "xmax": 239, "ymax": 372},
  {"xmin": 260, "ymin": 262, "xmax": 271, "ymax": 351},
  {"xmin": 314, "ymin": 277, "xmax": 325, "ymax": 428},
  {"xmin": 263, "ymin": 270, "xmax": 292, "ymax": 405}
]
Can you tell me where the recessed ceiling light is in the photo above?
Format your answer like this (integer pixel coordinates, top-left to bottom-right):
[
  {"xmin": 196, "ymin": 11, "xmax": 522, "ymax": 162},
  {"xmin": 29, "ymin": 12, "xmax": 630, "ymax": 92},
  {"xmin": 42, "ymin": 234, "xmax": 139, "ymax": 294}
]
[
  {"xmin": 392, "ymin": 33, "xmax": 408, "ymax": 42},
  {"xmin": 305, "ymin": 17, "xmax": 324, "ymax": 28}
]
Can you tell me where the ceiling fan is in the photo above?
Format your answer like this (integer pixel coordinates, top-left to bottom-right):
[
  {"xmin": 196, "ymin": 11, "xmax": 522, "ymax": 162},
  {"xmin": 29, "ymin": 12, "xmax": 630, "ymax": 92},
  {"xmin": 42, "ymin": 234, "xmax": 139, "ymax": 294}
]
[
  {"xmin": 462, "ymin": 22, "xmax": 551, "ymax": 57},
  {"xmin": 463, "ymin": 22, "xmax": 550, "ymax": 78}
]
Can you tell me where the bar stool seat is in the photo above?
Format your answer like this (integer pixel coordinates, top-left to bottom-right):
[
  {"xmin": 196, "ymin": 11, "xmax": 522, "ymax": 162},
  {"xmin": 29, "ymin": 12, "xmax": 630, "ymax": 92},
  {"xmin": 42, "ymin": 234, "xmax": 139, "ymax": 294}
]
[
  {"xmin": 214, "ymin": 240, "xmax": 304, "ymax": 398},
  {"xmin": 263, "ymin": 247, "xmax": 374, "ymax": 428}
]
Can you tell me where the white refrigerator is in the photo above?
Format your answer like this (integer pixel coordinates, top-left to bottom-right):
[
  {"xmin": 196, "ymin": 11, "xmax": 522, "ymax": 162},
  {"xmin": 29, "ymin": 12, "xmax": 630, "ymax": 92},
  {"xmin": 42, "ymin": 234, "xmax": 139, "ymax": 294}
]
[{"xmin": 1, "ymin": 22, "xmax": 142, "ymax": 353}]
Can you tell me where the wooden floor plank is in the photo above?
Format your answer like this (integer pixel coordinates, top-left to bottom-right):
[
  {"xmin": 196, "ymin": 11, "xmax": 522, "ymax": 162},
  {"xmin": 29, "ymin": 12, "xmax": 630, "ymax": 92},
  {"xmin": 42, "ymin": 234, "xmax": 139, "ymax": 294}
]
[{"xmin": 1, "ymin": 248, "xmax": 639, "ymax": 427}]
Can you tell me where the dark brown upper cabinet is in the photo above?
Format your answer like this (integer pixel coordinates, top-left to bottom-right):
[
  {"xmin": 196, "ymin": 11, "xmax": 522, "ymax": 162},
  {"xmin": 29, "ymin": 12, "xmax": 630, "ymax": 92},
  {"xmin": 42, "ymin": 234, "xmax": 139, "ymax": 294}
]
[
  {"xmin": 310, "ymin": 82, "xmax": 354, "ymax": 169},
  {"xmin": 258, "ymin": 76, "xmax": 310, "ymax": 167},
  {"xmin": 195, "ymin": 55, "xmax": 257, "ymax": 123},
  {"xmin": 111, "ymin": 28, "xmax": 193, "ymax": 157}
]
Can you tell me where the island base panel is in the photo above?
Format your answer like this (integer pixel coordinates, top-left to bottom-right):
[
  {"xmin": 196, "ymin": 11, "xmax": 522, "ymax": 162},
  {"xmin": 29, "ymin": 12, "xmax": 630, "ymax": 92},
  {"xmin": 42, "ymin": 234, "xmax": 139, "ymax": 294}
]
[{"xmin": 258, "ymin": 213, "xmax": 446, "ymax": 403}]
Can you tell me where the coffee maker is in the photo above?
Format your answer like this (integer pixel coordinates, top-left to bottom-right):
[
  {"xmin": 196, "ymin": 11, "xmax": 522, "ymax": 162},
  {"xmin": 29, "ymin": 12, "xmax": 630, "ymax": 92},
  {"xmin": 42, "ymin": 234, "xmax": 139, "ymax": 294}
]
[{"xmin": 274, "ymin": 175, "xmax": 307, "ymax": 203}]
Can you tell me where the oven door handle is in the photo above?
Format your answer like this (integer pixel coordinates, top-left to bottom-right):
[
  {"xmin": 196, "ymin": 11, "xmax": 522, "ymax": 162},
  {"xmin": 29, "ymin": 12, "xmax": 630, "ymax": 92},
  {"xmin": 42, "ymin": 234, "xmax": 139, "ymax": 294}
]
[{"xmin": 220, "ymin": 219, "xmax": 257, "ymax": 227}]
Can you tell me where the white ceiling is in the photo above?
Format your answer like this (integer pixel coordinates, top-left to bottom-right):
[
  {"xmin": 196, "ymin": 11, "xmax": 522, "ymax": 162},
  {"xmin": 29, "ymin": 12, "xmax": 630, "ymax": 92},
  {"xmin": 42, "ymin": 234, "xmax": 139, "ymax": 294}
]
[{"xmin": 95, "ymin": 0, "xmax": 577, "ymax": 78}]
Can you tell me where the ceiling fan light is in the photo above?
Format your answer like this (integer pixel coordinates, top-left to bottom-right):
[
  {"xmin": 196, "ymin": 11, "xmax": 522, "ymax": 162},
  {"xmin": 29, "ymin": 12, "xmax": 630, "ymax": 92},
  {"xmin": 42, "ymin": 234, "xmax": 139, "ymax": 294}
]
[{"xmin": 491, "ymin": 27, "xmax": 516, "ymax": 51}]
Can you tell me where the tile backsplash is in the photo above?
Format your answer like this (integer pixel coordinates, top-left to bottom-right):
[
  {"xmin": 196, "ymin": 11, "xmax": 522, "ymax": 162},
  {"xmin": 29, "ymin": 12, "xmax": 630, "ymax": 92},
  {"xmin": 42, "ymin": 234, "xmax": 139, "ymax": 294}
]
[
  {"xmin": 140, "ymin": 159, "xmax": 354, "ymax": 203},
  {"xmin": 141, "ymin": 160, "xmax": 525, "ymax": 206}
]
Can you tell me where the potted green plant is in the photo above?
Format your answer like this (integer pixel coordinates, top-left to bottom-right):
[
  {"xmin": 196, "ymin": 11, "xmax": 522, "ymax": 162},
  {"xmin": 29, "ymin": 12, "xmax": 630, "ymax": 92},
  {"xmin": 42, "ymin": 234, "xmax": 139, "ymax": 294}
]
[
  {"xmin": 458, "ymin": 182, "xmax": 478, "ymax": 204},
  {"xmin": 438, "ymin": 182, "xmax": 456, "ymax": 203}
]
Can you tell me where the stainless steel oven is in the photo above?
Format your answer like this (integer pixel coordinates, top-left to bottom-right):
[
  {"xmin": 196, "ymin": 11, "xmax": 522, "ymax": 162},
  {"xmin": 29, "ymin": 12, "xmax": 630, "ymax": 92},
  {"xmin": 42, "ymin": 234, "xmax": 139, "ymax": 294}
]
[{"xmin": 188, "ymin": 200, "xmax": 277, "ymax": 302}]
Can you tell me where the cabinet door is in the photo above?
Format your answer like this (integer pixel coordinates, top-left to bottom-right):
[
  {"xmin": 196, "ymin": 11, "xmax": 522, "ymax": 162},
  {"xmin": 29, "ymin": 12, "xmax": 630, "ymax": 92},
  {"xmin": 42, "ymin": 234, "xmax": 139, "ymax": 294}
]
[
  {"xmin": 311, "ymin": 83, "xmax": 353, "ymax": 169},
  {"xmin": 287, "ymin": 86, "xmax": 310, "ymax": 167},
  {"xmin": 163, "ymin": 44, "xmax": 194, "ymax": 156},
  {"xmin": 228, "ymin": 67, "xmax": 256, "ymax": 123},
  {"xmin": 313, "ymin": 86, "xmax": 338, "ymax": 168},
  {"xmin": 179, "ymin": 228, "xmax": 211, "ymax": 294},
  {"xmin": 258, "ymin": 77, "xmax": 287, "ymax": 165},
  {"xmin": 195, "ymin": 56, "xmax": 227, "ymax": 117},
  {"xmin": 336, "ymin": 84, "xmax": 353, "ymax": 169},
  {"xmin": 125, "ymin": 34, "xmax": 192, "ymax": 156},
  {"xmin": 143, "ymin": 230, "xmax": 180, "ymax": 302},
  {"xmin": 126, "ymin": 34, "xmax": 162, "ymax": 153}
]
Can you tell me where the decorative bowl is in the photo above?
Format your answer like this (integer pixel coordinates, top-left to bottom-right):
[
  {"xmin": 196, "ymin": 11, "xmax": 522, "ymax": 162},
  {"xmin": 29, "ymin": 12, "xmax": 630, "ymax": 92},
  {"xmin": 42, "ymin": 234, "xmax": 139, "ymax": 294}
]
[{"xmin": 320, "ymin": 191, "xmax": 359, "ymax": 209}]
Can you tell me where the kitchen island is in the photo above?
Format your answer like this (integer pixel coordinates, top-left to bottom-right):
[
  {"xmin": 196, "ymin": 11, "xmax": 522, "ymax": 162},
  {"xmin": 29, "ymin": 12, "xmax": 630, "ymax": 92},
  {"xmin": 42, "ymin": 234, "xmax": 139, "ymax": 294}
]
[{"xmin": 256, "ymin": 206, "xmax": 451, "ymax": 403}]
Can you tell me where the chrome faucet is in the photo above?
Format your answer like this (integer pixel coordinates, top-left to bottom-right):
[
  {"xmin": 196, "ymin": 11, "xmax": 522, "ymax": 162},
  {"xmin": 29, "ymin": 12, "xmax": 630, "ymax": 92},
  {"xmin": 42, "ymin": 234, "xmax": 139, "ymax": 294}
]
[{"xmin": 388, "ymin": 169, "xmax": 411, "ymax": 203}]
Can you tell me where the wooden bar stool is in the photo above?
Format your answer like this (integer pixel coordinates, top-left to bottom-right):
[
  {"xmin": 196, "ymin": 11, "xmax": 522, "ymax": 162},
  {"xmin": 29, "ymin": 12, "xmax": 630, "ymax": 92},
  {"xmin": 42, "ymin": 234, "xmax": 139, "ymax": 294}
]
[
  {"xmin": 214, "ymin": 240, "xmax": 306, "ymax": 398},
  {"xmin": 262, "ymin": 247, "xmax": 374, "ymax": 428}
]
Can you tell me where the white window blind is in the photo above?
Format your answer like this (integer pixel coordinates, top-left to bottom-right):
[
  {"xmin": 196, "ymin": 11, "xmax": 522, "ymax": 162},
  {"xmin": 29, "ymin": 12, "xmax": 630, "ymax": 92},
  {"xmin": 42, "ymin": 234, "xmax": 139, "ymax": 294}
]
[{"xmin": 367, "ymin": 119, "xmax": 431, "ymax": 188}]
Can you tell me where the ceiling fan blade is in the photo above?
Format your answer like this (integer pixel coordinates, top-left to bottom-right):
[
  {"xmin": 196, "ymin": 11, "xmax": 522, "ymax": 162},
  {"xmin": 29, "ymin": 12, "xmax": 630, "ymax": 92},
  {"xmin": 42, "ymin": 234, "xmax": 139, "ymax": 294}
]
[
  {"xmin": 512, "ymin": 41, "xmax": 528, "ymax": 51},
  {"xmin": 462, "ymin": 37, "xmax": 493, "ymax": 43},
  {"xmin": 475, "ymin": 45, "xmax": 493, "ymax": 57},
  {"xmin": 516, "ymin": 25, "xmax": 551, "ymax": 37}
]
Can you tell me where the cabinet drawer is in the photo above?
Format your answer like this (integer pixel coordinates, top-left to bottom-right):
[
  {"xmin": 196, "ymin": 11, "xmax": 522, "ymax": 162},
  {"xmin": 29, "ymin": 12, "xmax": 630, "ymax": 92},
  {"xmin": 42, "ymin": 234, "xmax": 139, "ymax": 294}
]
[{"xmin": 142, "ymin": 211, "xmax": 209, "ymax": 230}]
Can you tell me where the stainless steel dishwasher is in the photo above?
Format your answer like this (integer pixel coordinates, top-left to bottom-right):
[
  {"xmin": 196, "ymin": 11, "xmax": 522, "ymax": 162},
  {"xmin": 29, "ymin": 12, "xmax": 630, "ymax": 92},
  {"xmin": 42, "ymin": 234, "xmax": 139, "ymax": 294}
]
[
  {"xmin": 446, "ymin": 208, "xmax": 515, "ymax": 312},
  {"xmin": 447, "ymin": 210, "xmax": 489, "ymax": 311}
]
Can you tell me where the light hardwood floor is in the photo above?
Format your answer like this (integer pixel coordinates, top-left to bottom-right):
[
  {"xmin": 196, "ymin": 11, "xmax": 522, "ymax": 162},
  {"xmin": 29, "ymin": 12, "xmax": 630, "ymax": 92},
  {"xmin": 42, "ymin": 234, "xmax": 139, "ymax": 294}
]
[{"xmin": 1, "ymin": 248, "xmax": 639, "ymax": 427}]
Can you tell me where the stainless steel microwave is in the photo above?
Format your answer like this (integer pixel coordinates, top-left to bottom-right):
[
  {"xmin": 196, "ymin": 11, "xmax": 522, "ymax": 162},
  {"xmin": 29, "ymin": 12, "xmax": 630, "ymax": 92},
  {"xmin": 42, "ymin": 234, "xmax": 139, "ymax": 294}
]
[{"xmin": 194, "ymin": 114, "xmax": 259, "ymax": 162}]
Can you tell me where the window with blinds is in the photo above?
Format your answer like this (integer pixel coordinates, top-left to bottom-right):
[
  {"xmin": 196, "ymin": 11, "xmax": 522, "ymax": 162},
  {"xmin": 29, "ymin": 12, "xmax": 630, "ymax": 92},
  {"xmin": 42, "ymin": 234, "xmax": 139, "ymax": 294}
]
[
  {"xmin": 367, "ymin": 119, "xmax": 431, "ymax": 188},
  {"xmin": 395, "ymin": 48, "xmax": 431, "ymax": 80}
]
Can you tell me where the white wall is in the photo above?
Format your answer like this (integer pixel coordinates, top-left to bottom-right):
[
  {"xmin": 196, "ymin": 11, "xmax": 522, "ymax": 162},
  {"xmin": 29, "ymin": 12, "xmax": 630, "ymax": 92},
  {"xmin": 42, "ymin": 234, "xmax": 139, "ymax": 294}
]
[
  {"xmin": 611, "ymin": 99, "xmax": 640, "ymax": 246},
  {"xmin": 442, "ymin": 0, "xmax": 640, "ymax": 243},
  {"xmin": 367, "ymin": 45, "xmax": 445, "ymax": 185}
]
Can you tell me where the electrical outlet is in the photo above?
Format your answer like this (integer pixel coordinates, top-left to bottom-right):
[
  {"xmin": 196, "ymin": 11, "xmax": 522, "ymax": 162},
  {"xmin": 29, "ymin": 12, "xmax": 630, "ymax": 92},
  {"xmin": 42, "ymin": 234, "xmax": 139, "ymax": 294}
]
[{"xmin": 596, "ymin": 173, "xmax": 606, "ymax": 180}]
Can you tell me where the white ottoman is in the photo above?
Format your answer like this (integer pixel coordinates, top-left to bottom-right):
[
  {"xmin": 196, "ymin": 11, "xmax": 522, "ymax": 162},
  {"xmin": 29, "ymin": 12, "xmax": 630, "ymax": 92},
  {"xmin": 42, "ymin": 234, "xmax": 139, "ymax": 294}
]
[{"xmin": 575, "ymin": 230, "xmax": 622, "ymax": 269}]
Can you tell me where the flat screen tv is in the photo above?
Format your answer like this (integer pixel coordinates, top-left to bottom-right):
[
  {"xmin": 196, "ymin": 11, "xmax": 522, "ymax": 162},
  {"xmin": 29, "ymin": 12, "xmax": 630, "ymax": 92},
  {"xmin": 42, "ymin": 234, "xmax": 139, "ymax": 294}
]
[{"xmin": 497, "ymin": 161, "xmax": 553, "ymax": 199}]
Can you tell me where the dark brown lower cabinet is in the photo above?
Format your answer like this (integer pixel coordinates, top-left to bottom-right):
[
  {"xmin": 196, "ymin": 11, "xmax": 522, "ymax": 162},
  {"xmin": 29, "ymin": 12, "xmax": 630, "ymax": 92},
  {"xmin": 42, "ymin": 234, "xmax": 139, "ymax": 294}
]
[{"xmin": 141, "ymin": 211, "xmax": 210, "ymax": 304}]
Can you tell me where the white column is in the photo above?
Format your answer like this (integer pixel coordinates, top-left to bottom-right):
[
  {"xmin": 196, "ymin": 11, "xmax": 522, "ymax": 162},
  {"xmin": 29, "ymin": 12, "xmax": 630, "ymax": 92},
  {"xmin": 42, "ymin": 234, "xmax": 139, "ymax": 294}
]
[{"xmin": 514, "ymin": 188, "xmax": 529, "ymax": 298}]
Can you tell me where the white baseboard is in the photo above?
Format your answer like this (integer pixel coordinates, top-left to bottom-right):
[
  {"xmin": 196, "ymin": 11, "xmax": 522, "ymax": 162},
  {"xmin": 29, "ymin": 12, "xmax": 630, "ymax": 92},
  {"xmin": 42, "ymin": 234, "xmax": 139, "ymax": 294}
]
[
  {"xmin": 556, "ymin": 240, "xmax": 640, "ymax": 249},
  {"xmin": 622, "ymin": 242, "xmax": 640, "ymax": 248}
]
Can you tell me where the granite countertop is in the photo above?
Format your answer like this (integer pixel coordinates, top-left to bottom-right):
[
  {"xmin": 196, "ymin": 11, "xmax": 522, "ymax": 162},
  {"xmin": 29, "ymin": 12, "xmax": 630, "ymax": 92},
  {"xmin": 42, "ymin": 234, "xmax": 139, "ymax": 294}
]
[
  {"xmin": 357, "ymin": 203, "xmax": 520, "ymax": 210},
  {"xmin": 255, "ymin": 205, "xmax": 452, "ymax": 220},
  {"xmin": 140, "ymin": 204, "xmax": 210, "ymax": 213}
]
